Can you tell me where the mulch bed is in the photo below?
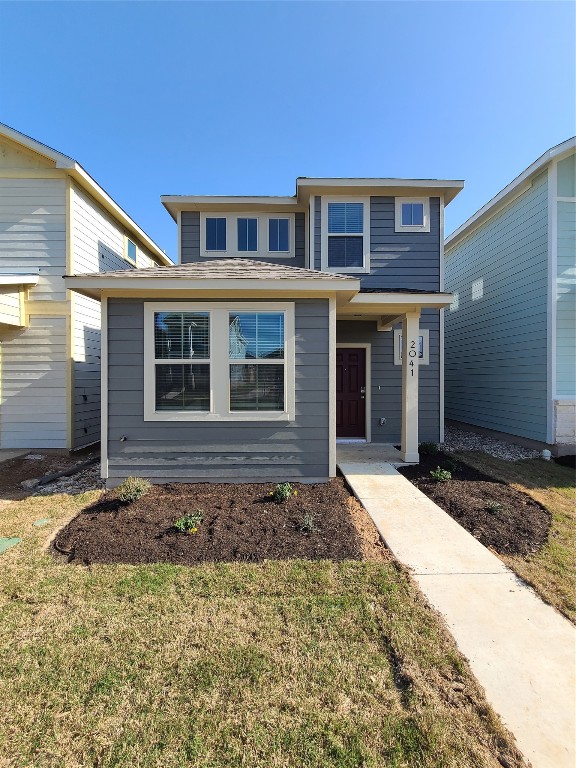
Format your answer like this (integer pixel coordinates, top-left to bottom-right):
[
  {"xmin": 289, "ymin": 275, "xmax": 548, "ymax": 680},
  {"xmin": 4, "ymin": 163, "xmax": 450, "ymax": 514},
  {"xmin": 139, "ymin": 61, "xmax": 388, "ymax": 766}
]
[
  {"xmin": 53, "ymin": 478, "xmax": 391, "ymax": 566},
  {"xmin": 397, "ymin": 453, "xmax": 551, "ymax": 556}
]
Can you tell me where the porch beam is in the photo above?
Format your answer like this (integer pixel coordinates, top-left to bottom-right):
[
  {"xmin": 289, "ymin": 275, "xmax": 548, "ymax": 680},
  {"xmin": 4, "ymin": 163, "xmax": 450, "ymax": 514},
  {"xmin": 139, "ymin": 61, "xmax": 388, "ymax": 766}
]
[
  {"xmin": 376, "ymin": 314, "xmax": 403, "ymax": 332},
  {"xmin": 401, "ymin": 311, "xmax": 420, "ymax": 463}
]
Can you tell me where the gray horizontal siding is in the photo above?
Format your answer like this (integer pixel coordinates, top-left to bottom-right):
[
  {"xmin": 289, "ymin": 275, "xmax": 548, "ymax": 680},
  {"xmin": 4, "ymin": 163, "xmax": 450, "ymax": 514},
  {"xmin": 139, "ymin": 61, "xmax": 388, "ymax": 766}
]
[
  {"xmin": 181, "ymin": 211, "xmax": 306, "ymax": 267},
  {"xmin": 106, "ymin": 297, "xmax": 329, "ymax": 483},
  {"xmin": 364, "ymin": 197, "xmax": 440, "ymax": 290},
  {"xmin": 336, "ymin": 310, "xmax": 440, "ymax": 444},
  {"xmin": 314, "ymin": 195, "xmax": 440, "ymax": 290},
  {"xmin": 445, "ymin": 170, "xmax": 549, "ymax": 441}
]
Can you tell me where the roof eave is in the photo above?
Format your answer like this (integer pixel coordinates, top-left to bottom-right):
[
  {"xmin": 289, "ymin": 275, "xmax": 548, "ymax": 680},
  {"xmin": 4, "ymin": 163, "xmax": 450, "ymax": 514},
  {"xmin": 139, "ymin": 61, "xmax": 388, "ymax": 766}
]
[
  {"xmin": 0, "ymin": 123, "xmax": 172, "ymax": 266},
  {"xmin": 446, "ymin": 137, "xmax": 576, "ymax": 250},
  {"xmin": 161, "ymin": 196, "xmax": 303, "ymax": 221},
  {"xmin": 296, "ymin": 178, "xmax": 465, "ymax": 205},
  {"xmin": 64, "ymin": 275, "xmax": 360, "ymax": 303}
]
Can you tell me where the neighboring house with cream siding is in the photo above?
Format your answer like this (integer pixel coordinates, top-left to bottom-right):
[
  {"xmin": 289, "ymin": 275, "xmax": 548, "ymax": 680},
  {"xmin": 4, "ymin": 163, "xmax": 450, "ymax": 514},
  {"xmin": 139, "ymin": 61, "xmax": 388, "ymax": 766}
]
[
  {"xmin": 445, "ymin": 138, "xmax": 576, "ymax": 454},
  {"xmin": 0, "ymin": 123, "xmax": 171, "ymax": 450}
]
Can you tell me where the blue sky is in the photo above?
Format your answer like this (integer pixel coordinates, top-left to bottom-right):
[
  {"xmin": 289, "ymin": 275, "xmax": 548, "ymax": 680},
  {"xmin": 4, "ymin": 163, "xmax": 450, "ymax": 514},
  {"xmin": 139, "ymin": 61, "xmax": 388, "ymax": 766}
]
[{"xmin": 1, "ymin": 1, "xmax": 574, "ymax": 261}]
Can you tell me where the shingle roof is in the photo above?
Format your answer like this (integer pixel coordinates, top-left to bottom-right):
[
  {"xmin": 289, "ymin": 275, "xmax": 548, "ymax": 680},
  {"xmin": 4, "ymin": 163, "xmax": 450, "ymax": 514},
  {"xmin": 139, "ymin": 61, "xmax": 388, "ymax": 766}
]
[{"xmin": 68, "ymin": 259, "xmax": 353, "ymax": 281}]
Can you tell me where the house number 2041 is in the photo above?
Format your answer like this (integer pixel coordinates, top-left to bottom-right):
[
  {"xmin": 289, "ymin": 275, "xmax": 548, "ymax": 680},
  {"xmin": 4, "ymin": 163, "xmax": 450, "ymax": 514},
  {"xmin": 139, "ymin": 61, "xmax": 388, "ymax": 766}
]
[{"xmin": 408, "ymin": 340, "xmax": 417, "ymax": 376}]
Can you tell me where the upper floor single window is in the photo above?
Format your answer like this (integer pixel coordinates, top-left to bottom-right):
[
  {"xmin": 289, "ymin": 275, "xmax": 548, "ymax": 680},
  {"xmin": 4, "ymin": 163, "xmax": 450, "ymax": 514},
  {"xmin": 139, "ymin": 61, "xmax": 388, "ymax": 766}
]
[
  {"xmin": 200, "ymin": 214, "xmax": 295, "ymax": 258},
  {"xmin": 395, "ymin": 198, "xmax": 430, "ymax": 233},
  {"xmin": 321, "ymin": 197, "xmax": 370, "ymax": 273}
]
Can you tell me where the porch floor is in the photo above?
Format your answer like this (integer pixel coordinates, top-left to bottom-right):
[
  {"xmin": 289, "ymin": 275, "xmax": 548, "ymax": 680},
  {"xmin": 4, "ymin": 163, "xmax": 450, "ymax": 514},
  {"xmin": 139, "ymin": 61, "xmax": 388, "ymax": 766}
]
[{"xmin": 336, "ymin": 442, "xmax": 405, "ymax": 465}]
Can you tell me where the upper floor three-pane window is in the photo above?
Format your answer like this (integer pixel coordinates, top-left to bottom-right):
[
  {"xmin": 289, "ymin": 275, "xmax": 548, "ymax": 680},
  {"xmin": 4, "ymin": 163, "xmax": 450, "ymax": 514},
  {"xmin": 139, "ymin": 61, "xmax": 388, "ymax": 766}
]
[{"xmin": 202, "ymin": 214, "xmax": 293, "ymax": 257}]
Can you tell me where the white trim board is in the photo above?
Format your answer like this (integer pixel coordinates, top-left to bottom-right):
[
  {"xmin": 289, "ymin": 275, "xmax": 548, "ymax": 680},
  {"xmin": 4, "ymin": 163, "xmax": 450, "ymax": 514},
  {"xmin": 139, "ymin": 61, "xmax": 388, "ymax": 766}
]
[
  {"xmin": 547, "ymin": 161, "xmax": 558, "ymax": 443},
  {"xmin": 100, "ymin": 296, "xmax": 109, "ymax": 479}
]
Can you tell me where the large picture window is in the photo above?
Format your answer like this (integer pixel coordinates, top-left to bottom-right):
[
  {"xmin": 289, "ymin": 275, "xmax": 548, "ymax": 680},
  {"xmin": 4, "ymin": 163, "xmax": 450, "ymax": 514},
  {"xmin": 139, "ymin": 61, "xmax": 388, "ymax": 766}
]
[{"xmin": 144, "ymin": 303, "xmax": 295, "ymax": 421}]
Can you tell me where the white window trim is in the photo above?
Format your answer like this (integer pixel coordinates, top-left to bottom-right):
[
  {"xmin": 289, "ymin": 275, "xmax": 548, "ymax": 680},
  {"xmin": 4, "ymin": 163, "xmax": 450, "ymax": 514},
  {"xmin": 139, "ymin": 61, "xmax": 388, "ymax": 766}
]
[
  {"xmin": 321, "ymin": 196, "xmax": 371, "ymax": 274},
  {"xmin": 199, "ymin": 213, "xmax": 296, "ymax": 259},
  {"xmin": 395, "ymin": 197, "xmax": 430, "ymax": 233},
  {"xmin": 144, "ymin": 301, "xmax": 295, "ymax": 422},
  {"xmin": 393, "ymin": 328, "xmax": 430, "ymax": 365}
]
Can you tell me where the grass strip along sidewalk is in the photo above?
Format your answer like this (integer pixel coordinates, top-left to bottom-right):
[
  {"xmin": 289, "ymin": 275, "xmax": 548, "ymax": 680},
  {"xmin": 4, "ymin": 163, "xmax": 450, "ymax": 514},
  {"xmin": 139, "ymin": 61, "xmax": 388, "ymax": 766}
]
[
  {"xmin": 452, "ymin": 453, "xmax": 576, "ymax": 623},
  {"xmin": 0, "ymin": 487, "xmax": 526, "ymax": 768}
]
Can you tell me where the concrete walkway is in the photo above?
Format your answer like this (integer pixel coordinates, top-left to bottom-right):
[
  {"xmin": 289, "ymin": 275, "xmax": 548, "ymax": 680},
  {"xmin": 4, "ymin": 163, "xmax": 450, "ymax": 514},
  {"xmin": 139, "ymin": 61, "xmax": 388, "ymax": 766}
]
[{"xmin": 339, "ymin": 460, "xmax": 576, "ymax": 768}]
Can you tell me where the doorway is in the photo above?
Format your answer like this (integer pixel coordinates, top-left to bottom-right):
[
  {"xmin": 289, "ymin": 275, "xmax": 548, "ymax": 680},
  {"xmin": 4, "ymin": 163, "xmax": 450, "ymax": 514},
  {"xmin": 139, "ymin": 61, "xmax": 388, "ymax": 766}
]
[{"xmin": 336, "ymin": 347, "xmax": 367, "ymax": 439}]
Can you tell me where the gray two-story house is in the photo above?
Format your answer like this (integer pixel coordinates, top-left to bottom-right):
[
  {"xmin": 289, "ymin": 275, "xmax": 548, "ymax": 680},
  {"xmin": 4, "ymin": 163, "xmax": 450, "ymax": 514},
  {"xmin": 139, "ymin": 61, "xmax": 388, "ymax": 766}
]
[{"xmin": 65, "ymin": 177, "xmax": 463, "ymax": 486}]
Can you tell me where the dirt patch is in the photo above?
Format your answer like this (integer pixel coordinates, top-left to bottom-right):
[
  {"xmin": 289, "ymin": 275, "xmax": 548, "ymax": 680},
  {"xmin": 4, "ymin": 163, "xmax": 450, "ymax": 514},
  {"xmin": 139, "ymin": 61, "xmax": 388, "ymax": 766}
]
[
  {"xmin": 397, "ymin": 453, "xmax": 551, "ymax": 556},
  {"xmin": 53, "ymin": 478, "xmax": 392, "ymax": 566},
  {"xmin": 555, "ymin": 454, "xmax": 576, "ymax": 469},
  {"xmin": 0, "ymin": 451, "xmax": 99, "ymax": 503}
]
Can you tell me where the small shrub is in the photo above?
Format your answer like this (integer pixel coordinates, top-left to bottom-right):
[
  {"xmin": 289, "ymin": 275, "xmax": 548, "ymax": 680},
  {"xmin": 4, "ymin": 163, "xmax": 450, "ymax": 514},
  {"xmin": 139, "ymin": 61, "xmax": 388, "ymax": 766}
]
[
  {"xmin": 419, "ymin": 441, "xmax": 440, "ymax": 456},
  {"xmin": 444, "ymin": 458, "xmax": 459, "ymax": 473},
  {"xmin": 430, "ymin": 467, "xmax": 452, "ymax": 483},
  {"xmin": 300, "ymin": 514, "xmax": 316, "ymax": 533},
  {"xmin": 486, "ymin": 501, "xmax": 504, "ymax": 514},
  {"xmin": 270, "ymin": 482, "xmax": 297, "ymax": 503},
  {"xmin": 117, "ymin": 476, "xmax": 151, "ymax": 504},
  {"xmin": 174, "ymin": 511, "xmax": 203, "ymax": 534}
]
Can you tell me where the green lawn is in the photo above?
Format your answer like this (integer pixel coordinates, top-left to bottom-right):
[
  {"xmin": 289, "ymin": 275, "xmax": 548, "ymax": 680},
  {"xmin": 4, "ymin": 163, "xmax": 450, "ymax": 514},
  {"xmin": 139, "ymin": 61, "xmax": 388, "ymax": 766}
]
[
  {"xmin": 453, "ymin": 453, "xmax": 576, "ymax": 623},
  {"xmin": 0, "ymin": 490, "xmax": 525, "ymax": 768}
]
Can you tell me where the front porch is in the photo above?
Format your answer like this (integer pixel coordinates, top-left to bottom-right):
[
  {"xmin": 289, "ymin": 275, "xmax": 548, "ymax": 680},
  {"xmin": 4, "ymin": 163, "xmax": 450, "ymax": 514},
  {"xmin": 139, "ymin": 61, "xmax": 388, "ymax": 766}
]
[
  {"xmin": 336, "ymin": 441, "xmax": 405, "ymax": 465},
  {"xmin": 333, "ymin": 290, "xmax": 453, "ymax": 467}
]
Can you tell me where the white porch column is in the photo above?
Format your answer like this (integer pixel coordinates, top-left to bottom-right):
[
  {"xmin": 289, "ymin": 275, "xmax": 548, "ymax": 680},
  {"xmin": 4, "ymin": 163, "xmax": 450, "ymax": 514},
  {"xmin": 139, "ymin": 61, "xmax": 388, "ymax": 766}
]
[{"xmin": 401, "ymin": 311, "xmax": 420, "ymax": 462}]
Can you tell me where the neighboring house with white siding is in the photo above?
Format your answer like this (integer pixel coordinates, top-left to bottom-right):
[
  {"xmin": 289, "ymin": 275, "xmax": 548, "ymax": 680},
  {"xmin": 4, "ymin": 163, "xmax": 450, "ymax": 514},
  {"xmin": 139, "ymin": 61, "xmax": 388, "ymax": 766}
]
[
  {"xmin": 445, "ymin": 138, "xmax": 576, "ymax": 454},
  {"xmin": 0, "ymin": 123, "xmax": 171, "ymax": 450}
]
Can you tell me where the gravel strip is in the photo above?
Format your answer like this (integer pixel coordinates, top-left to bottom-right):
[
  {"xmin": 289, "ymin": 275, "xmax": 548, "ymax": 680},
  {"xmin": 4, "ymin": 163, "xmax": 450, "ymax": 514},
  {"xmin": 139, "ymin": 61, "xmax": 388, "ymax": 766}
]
[
  {"xmin": 34, "ymin": 464, "xmax": 105, "ymax": 496},
  {"xmin": 441, "ymin": 426, "xmax": 542, "ymax": 461}
]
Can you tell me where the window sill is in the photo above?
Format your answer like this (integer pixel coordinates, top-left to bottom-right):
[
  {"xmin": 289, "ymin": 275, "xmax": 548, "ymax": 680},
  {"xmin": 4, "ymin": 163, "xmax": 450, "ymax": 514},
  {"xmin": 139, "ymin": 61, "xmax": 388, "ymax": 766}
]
[
  {"xmin": 394, "ymin": 226, "xmax": 430, "ymax": 234},
  {"xmin": 322, "ymin": 265, "xmax": 370, "ymax": 274},
  {"xmin": 143, "ymin": 411, "xmax": 294, "ymax": 423},
  {"xmin": 200, "ymin": 252, "xmax": 295, "ymax": 259}
]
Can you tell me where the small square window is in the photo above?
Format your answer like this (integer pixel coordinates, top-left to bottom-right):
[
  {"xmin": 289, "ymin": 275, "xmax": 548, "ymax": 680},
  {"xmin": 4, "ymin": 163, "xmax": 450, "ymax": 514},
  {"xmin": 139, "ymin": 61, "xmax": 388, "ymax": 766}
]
[
  {"xmin": 238, "ymin": 218, "xmax": 258, "ymax": 251},
  {"xmin": 206, "ymin": 218, "xmax": 227, "ymax": 251},
  {"xmin": 126, "ymin": 239, "xmax": 137, "ymax": 263},
  {"xmin": 395, "ymin": 198, "xmax": 430, "ymax": 232},
  {"xmin": 401, "ymin": 203, "xmax": 424, "ymax": 227}
]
